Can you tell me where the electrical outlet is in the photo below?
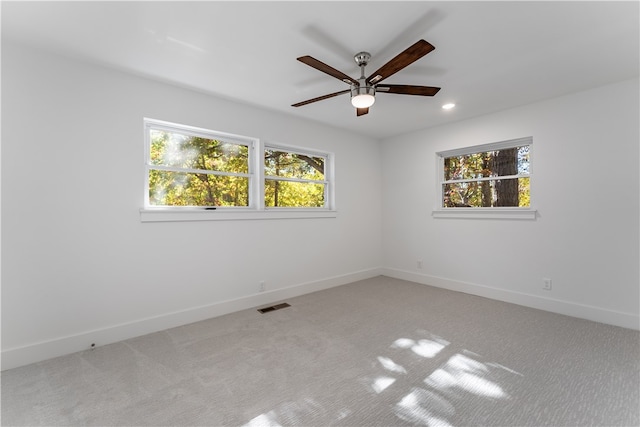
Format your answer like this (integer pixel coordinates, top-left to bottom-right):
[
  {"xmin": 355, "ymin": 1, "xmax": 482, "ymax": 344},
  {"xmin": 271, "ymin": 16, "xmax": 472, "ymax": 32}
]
[
  {"xmin": 543, "ymin": 278, "xmax": 552, "ymax": 291},
  {"xmin": 259, "ymin": 281, "xmax": 266, "ymax": 292}
]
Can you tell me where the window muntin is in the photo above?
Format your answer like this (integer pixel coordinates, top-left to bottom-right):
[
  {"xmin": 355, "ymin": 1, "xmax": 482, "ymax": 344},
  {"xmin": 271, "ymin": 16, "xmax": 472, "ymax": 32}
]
[
  {"xmin": 439, "ymin": 138, "xmax": 531, "ymax": 208},
  {"xmin": 264, "ymin": 147, "xmax": 328, "ymax": 208}
]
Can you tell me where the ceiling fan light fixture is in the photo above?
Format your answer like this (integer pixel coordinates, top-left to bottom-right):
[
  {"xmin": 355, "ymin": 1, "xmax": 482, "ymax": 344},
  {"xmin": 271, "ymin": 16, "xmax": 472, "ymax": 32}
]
[
  {"xmin": 351, "ymin": 85, "xmax": 376, "ymax": 108},
  {"xmin": 351, "ymin": 94, "xmax": 375, "ymax": 108}
]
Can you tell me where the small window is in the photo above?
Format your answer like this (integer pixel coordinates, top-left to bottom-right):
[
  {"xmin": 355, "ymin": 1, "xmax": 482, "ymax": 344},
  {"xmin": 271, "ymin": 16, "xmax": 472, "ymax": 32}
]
[
  {"xmin": 145, "ymin": 119, "xmax": 256, "ymax": 208},
  {"xmin": 264, "ymin": 146, "xmax": 330, "ymax": 208},
  {"xmin": 436, "ymin": 137, "xmax": 532, "ymax": 213}
]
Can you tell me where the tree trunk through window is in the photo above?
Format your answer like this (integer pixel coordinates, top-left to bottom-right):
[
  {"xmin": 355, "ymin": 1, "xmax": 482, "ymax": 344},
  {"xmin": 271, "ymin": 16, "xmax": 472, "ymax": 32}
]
[
  {"xmin": 481, "ymin": 153, "xmax": 493, "ymax": 207},
  {"xmin": 495, "ymin": 148, "xmax": 519, "ymax": 206}
]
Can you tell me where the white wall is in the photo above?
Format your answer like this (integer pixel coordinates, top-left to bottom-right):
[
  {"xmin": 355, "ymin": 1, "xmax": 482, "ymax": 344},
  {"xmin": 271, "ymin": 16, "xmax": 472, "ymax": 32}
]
[
  {"xmin": 1, "ymin": 41, "xmax": 382, "ymax": 369},
  {"xmin": 381, "ymin": 78, "xmax": 640, "ymax": 330}
]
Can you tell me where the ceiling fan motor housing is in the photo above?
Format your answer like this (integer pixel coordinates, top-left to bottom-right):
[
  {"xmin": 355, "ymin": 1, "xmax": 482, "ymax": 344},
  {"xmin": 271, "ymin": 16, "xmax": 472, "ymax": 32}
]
[
  {"xmin": 351, "ymin": 77, "xmax": 375, "ymax": 108},
  {"xmin": 351, "ymin": 78, "xmax": 375, "ymax": 96}
]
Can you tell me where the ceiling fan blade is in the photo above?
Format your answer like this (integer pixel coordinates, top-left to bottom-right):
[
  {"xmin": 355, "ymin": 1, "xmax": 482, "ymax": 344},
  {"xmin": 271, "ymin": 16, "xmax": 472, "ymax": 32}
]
[
  {"xmin": 291, "ymin": 89, "xmax": 350, "ymax": 107},
  {"xmin": 376, "ymin": 84, "xmax": 441, "ymax": 96},
  {"xmin": 297, "ymin": 56, "xmax": 359, "ymax": 85},
  {"xmin": 366, "ymin": 40, "xmax": 435, "ymax": 85},
  {"xmin": 356, "ymin": 107, "xmax": 369, "ymax": 117}
]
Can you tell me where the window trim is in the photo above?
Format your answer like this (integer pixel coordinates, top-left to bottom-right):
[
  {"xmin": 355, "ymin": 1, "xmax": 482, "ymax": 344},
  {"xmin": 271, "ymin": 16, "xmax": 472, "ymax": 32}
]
[
  {"xmin": 141, "ymin": 119, "xmax": 336, "ymax": 222},
  {"xmin": 432, "ymin": 136, "xmax": 536, "ymax": 220}
]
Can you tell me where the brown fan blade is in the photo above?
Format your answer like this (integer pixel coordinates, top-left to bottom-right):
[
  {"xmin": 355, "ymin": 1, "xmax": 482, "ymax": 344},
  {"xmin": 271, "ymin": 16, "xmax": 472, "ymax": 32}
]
[
  {"xmin": 356, "ymin": 107, "xmax": 369, "ymax": 117},
  {"xmin": 291, "ymin": 89, "xmax": 350, "ymax": 107},
  {"xmin": 366, "ymin": 40, "xmax": 435, "ymax": 85},
  {"xmin": 297, "ymin": 56, "xmax": 359, "ymax": 85},
  {"xmin": 376, "ymin": 84, "xmax": 441, "ymax": 96}
]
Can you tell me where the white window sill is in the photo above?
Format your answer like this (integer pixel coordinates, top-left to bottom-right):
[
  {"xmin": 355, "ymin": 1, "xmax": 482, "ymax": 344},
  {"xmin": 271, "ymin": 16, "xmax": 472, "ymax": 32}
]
[
  {"xmin": 140, "ymin": 208, "xmax": 338, "ymax": 222},
  {"xmin": 432, "ymin": 208, "xmax": 537, "ymax": 220}
]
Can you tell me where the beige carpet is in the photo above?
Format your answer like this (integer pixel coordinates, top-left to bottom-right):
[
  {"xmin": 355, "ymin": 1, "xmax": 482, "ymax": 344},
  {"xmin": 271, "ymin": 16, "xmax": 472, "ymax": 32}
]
[{"xmin": 2, "ymin": 276, "xmax": 639, "ymax": 426}]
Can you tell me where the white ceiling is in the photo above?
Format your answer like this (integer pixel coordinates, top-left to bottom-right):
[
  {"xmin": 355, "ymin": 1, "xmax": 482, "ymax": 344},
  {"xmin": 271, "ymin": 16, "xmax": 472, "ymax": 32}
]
[{"xmin": 3, "ymin": 1, "xmax": 639, "ymax": 139}]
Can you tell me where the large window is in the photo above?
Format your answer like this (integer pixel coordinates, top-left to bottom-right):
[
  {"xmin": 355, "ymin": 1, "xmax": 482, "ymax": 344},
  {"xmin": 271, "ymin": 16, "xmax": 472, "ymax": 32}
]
[
  {"xmin": 143, "ymin": 119, "xmax": 334, "ymax": 219},
  {"xmin": 435, "ymin": 137, "xmax": 533, "ymax": 218}
]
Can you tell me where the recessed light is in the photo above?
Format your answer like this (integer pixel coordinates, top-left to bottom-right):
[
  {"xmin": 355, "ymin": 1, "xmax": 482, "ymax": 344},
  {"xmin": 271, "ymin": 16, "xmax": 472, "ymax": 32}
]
[{"xmin": 442, "ymin": 103, "xmax": 456, "ymax": 110}]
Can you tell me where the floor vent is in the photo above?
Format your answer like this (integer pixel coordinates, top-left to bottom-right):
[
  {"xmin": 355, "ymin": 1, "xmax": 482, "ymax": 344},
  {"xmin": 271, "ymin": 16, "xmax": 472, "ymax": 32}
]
[{"xmin": 257, "ymin": 303, "xmax": 291, "ymax": 314}]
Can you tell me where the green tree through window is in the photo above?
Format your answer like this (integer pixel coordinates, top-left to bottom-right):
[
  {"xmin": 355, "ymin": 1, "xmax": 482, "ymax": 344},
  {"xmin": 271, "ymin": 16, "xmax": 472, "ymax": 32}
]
[
  {"xmin": 149, "ymin": 130, "xmax": 250, "ymax": 207},
  {"xmin": 264, "ymin": 149, "xmax": 326, "ymax": 208}
]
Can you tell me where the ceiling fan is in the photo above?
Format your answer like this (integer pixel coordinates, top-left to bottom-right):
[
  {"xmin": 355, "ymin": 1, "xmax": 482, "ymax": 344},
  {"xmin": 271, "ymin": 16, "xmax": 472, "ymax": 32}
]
[{"xmin": 292, "ymin": 39, "xmax": 441, "ymax": 117}]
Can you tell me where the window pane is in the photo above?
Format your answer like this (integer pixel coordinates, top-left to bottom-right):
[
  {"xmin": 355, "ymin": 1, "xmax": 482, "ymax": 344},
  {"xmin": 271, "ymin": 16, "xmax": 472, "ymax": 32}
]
[
  {"xmin": 264, "ymin": 180, "xmax": 325, "ymax": 207},
  {"xmin": 149, "ymin": 170, "xmax": 249, "ymax": 207},
  {"xmin": 517, "ymin": 177, "xmax": 530, "ymax": 207},
  {"xmin": 444, "ymin": 146, "xmax": 529, "ymax": 181},
  {"xmin": 443, "ymin": 177, "xmax": 529, "ymax": 208},
  {"xmin": 264, "ymin": 149, "xmax": 325, "ymax": 180},
  {"xmin": 150, "ymin": 129, "xmax": 248, "ymax": 173}
]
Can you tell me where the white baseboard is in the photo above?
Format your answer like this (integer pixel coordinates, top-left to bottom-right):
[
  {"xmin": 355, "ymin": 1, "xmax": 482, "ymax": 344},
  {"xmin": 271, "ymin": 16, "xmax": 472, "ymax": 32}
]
[
  {"xmin": 381, "ymin": 268, "xmax": 640, "ymax": 331},
  {"xmin": 1, "ymin": 268, "xmax": 383, "ymax": 371}
]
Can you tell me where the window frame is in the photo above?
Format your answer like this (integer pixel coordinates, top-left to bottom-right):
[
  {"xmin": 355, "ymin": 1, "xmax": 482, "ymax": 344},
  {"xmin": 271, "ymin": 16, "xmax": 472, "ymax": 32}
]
[
  {"xmin": 141, "ymin": 119, "xmax": 336, "ymax": 222},
  {"xmin": 433, "ymin": 137, "xmax": 536, "ymax": 220},
  {"xmin": 144, "ymin": 118, "xmax": 257, "ymax": 210}
]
